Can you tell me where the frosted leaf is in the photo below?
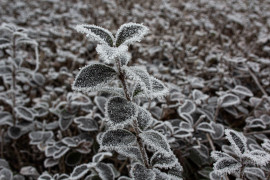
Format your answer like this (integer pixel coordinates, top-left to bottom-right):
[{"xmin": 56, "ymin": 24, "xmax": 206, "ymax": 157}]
[
  {"xmin": 179, "ymin": 122, "xmax": 193, "ymax": 132},
  {"xmin": 243, "ymin": 150, "xmax": 270, "ymax": 166},
  {"xmin": 53, "ymin": 146, "xmax": 70, "ymax": 159},
  {"xmin": 0, "ymin": 168, "xmax": 13, "ymax": 180},
  {"xmin": 29, "ymin": 131, "xmax": 53, "ymax": 145},
  {"xmin": 72, "ymin": 64, "xmax": 117, "ymax": 92},
  {"xmin": 96, "ymin": 44, "xmax": 128, "ymax": 63},
  {"xmin": 180, "ymin": 113, "xmax": 194, "ymax": 124},
  {"xmin": 140, "ymin": 130, "xmax": 170, "ymax": 152},
  {"xmin": 119, "ymin": 52, "xmax": 131, "ymax": 66},
  {"xmin": 192, "ymin": 89, "xmax": 209, "ymax": 101},
  {"xmin": 0, "ymin": 38, "xmax": 11, "ymax": 49},
  {"xmin": 244, "ymin": 167, "xmax": 265, "ymax": 179},
  {"xmin": 150, "ymin": 151, "xmax": 177, "ymax": 169},
  {"xmin": 101, "ymin": 129, "xmax": 136, "ymax": 150},
  {"xmin": 15, "ymin": 106, "xmax": 34, "ymax": 121},
  {"xmin": 137, "ymin": 106, "xmax": 152, "ymax": 130},
  {"xmin": 95, "ymin": 162, "xmax": 114, "ymax": 180},
  {"xmin": 44, "ymin": 158, "xmax": 59, "ymax": 168},
  {"xmin": 196, "ymin": 122, "xmax": 215, "ymax": 133},
  {"xmin": 0, "ymin": 112, "xmax": 12, "ymax": 126},
  {"xmin": 59, "ymin": 110, "xmax": 74, "ymax": 131},
  {"xmin": 209, "ymin": 171, "xmax": 223, "ymax": 180},
  {"xmin": 70, "ymin": 164, "xmax": 89, "ymax": 180},
  {"xmin": 20, "ymin": 166, "xmax": 39, "ymax": 177},
  {"xmin": 74, "ymin": 117, "xmax": 98, "ymax": 131},
  {"xmin": 75, "ymin": 24, "xmax": 114, "ymax": 46},
  {"xmin": 115, "ymin": 23, "xmax": 149, "ymax": 47},
  {"xmin": 211, "ymin": 151, "xmax": 232, "ymax": 161},
  {"xmin": 261, "ymin": 114, "xmax": 270, "ymax": 125},
  {"xmin": 38, "ymin": 172, "xmax": 52, "ymax": 180},
  {"xmin": 0, "ymin": 159, "xmax": 9, "ymax": 169},
  {"xmin": 150, "ymin": 106, "xmax": 163, "ymax": 120},
  {"xmin": 246, "ymin": 118, "xmax": 266, "ymax": 129},
  {"xmin": 262, "ymin": 139, "xmax": 270, "ymax": 151},
  {"xmin": 94, "ymin": 96, "xmax": 107, "ymax": 114},
  {"xmin": 8, "ymin": 126, "xmax": 21, "ymax": 139},
  {"xmin": 118, "ymin": 176, "xmax": 132, "ymax": 180},
  {"xmin": 178, "ymin": 100, "xmax": 196, "ymax": 114},
  {"xmin": 153, "ymin": 169, "xmax": 170, "ymax": 180},
  {"xmin": 213, "ymin": 157, "xmax": 241, "ymax": 175},
  {"xmin": 32, "ymin": 73, "xmax": 45, "ymax": 86},
  {"xmin": 116, "ymin": 146, "xmax": 143, "ymax": 162},
  {"xmin": 167, "ymin": 163, "xmax": 183, "ymax": 179},
  {"xmin": 210, "ymin": 122, "xmax": 224, "ymax": 140},
  {"xmin": 225, "ymin": 129, "xmax": 248, "ymax": 156},
  {"xmin": 105, "ymin": 96, "xmax": 137, "ymax": 127},
  {"xmin": 130, "ymin": 163, "xmax": 155, "ymax": 180},
  {"xmin": 0, "ymin": 65, "xmax": 12, "ymax": 76},
  {"xmin": 150, "ymin": 77, "xmax": 168, "ymax": 98},
  {"xmin": 219, "ymin": 94, "xmax": 240, "ymax": 108},
  {"xmin": 174, "ymin": 130, "xmax": 192, "ymax": 138},
  {"xmin": 232, "ymin": 85, "xmax": 253, "ymax": 97},
  {"xmin": 92, "ymin": 152, "xmax": 112, "ymax": 163},
  {"xmin": 14, "ymin": 174, "xmax": 26, "ymax": 180}
]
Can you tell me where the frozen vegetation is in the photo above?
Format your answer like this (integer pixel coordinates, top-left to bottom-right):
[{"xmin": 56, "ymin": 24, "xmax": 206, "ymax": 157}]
[{"xmin": 0, "ymin": 0, "xmax": 270, "ymax": 179}]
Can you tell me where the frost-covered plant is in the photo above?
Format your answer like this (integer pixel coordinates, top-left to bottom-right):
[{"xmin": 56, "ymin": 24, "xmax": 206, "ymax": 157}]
[
  {"xmin": 69, "ymin": 23, "xmax": 183, "ymax": 179},
  {"xmin": 0, "ymin": 23, "xmax": 42, "ymax": 139},
  {"xmin": 210, "ymin": 129, "xmax": 270, "ymax": 180}
]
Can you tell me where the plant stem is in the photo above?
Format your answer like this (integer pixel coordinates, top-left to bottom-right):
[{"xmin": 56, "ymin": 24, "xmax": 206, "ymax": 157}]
[
  {"xmin": 11, "ymin": 35, "xmax": 17, "ymax": 126},
  {"xmin": 206, "ymin": 133, "xmax": 215, "ymax": 151},
  {"xmin": 115, "ymin": 58, "xmax": 149, "ymax": 168}
]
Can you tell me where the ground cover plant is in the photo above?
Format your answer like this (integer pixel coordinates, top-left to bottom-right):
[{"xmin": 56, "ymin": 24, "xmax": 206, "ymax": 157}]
[{"xmin": 0, "ymin": 0, "xmax": 270, "ymax": 179}]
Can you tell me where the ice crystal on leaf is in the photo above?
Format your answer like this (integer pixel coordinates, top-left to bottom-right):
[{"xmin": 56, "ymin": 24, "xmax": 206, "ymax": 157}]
[
  {"xmin": 243, "ymin": 150, "xmax": 270, "ymax": 166},
  {"xmin": 96, "ymin": 44, "xmax": 128, "ymax": 64},
  {"xmin": 15, "ymin": 106, "xmax": 34, "ymax": 122},
  {"xmin": 75, "ymin": 24, "xmax": 114, "ymax": 46},
  {"xmin": 178, "ymin": 100, "xmax": 196, "ymax": 114},
  {"xmin": 225, "ymin": 129, "xmax": 248, "ymax": 156},
  {"xmin": 196, "ymin": 122, "xmax": 215, "ymax": 133},
  {"xmin": 115, "ymin": 23, "xmax": 149, "ymax": 47},
  {"xmin": 210, "ymin": 122, "xmax": 224, "ymax": 140},
  {"xmin": 262, "ymin": 139, "xmax": 270, "ymax": 152},
  {"xmin": 213, "ymin": 157, "xmax": 241, "ymax": 175},
  {"xmin": 101, "ymin": 129, "xmax": 136, "ymax": 150},
  {"xmin": 95, "ymin": 162, "xmax": 115, "ymax": 180},
  {"xmin": 232, "ymin": 85, "xmax": 254, "ymax": 97},
  {"xmin": 211, "ymin": 151, "xmax": 233, "ymax": 161},
  {"xmin": 136, "ymin": 106, "xmax": 152, "ymax": 130},
  {"xmin": 244, "ymin": 167, "xmax": 265, "ymax": 179},
  {"xmin": 150, "ymin": 151, "xmax": 177, "ymax": 169},
  {"xmin": 74, "ymin": 117, "xmax": 98, "ymax": 131},
  {"xmin": 105, "ymin": 96, "xmax": 137, "ymax": 127},
  {"xmin": 150, "ymin": 77, "xmax": 168, "ymax": 98},
  {"xmin": 219, "ymin": 94, "xmax": 240, "ymax": 108},
  {"xmin": 70, "ymin": 164, "xmax": 90, "ymax": 180},
  {"xmin": 130, "ymin": 163, "xmax": 155, "ymax": 180},
  {"xmin": 116, "ymin": 147, "xmax": 143, "ymax": 162},
  {"xmin": 139, "ymin": 130, "xmax": 170, "ymax": 152},
  {"xmin": 73, "ymin": 63, "xmax": 117, "ymax": 92}
]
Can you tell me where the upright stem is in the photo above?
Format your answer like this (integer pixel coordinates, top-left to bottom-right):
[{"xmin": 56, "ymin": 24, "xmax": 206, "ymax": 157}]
[
  {"xmin": 115, "ymin": 58, "xmax": 149, "ymax": 168},
  {"xmin": 11, "ymin": 35, "xmax": 17, "ymax": 126}
]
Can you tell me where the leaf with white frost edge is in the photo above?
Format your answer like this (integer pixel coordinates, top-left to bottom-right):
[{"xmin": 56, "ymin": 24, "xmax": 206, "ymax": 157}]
[
  {"xmin": 210, "ymin": 122, "xmax": 224, "ymax": 140},
  {"xmin": 0, "ymin": 168, "xmax": 13, "ymax": 180},
  {"xmin": 96, "ymin": 44, "xmax": 128, "ymax": 63},
  {"xmin": 209, "ymin": 171, "xmax": 224, "ymax": 180},
  {"xmin": 150, "ymin": 151, "xmax": 177, "ymax": 169},
  {"xmin": 74, "ymin": 117, "xmax": 98, "ymax": 131},
  {"xmin": 246, "ymin": 118, "xmax": 266, "ymax": 129},
  {"xmin": 95, "ymin": 162, "xmax": 114, "ymax": 180},
  {"xmin": 136, "ymin": 106, "xmax": 152, "ymax": 130},
  {"xmin": 219, "ymin": 94, "xmax": 240, "ymax": 108},
  {"xmin": 150, "ymin": 77, "xmax": 169, "ymax": 98},
  {"xmin": 75, "ymin": 24, "xmax": 114, "ymax": 46},
  {"xmin": 53, "ymin": 146, "xmax": 70, "ymax": 159},
  {"xmin": 124, "ymin": 66, "xmax": 151, "ymax": 95},
  {"xmin": 167, "ymin": 163, "xmax": 183, "ymax": 180},
  {"xmin": 101, "ymin": 129, "xmax": 136, "ymax": 150},
  {"xmin": 105, "ymin": 96, "xmax": 137, "ymax": 127},
  {"xmin": 15, "ymin": 106, "xmax": 34, "ymax": 121},
  {"xmin": 243, "ymin": 150, "xmax": 270, "ymax": 166},
  {"xmin": 244, "ymin": 167, "xmax": 265, "ymax": 179},
  {"xmin": 213, "ymin": 157, "xmax": 241, "ymax": 175},
  {"xmin": 130, "ymin": 163, "xmax": 155, "ymax": 180},
  {"xmin": 139, "ymin": 130, "xmax": 170, "ymax": 152},
  {"xmin": 232, "ymin": 85, "xmax": 253, "ymax": 97},
  {"xmin": 262, "ymin": 139, "xmax": 270, "ymax": 152},
  {"xmin": 178, "ymin": 100, "xmax": 196, "ymax": 114},
  {"xmin": 70, "ymin": 164, "xmax": 90, "ymax": 180},
  {"xmin": 153, "ymin": 169, "xmax": 170, "ymax": 180},
  {"xmin": 116, "ymin": 147, "xmax": 143, "ymax": 162},
  {"xmin": 196, "ymin": 122, "xmax": 215, "ymax": 133},
  {"xmin": 72, "ymin": 63, "xmax": 117, "ymax": 92},
  {"xmin": 225, "ymin": 129, "xmax": 248, "ymax": 156},
  {"xmin": 115, "ymin": 23, "xmax": 149, "ymax": 47},
  {"xmin": 92, "ymin": 152, "xmax": 113, "ymax": 163},
  {"xmin": 211, "ymin": 151, "xmax": 233, "ymax": 161}
]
